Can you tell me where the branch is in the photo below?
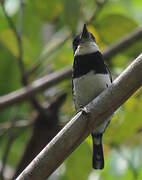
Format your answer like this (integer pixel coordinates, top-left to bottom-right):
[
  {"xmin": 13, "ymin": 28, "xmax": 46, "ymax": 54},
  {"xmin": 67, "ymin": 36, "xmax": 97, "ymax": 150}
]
[
  {"xmin": 0, "ymin": 120, "xmax": 32, "ymax": 135},
  {"xmin": 103, "ymin": 27, "xmax": 142, "ymax": 60},
  {"xmin": 0, "ymin": 66, "xmax": 71, "ymax": 110},
  {"xmin": 0, "ymin": 27, "xmax": 142, "ymax": 110},
  {"xmin": 16, "ymin": 53, "xmax": 142, "ymax": 180}
]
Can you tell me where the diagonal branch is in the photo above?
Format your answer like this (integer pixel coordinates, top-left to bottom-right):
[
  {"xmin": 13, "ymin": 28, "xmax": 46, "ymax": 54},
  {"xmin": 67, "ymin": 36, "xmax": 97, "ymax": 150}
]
[
  {"xmin": 0, "ymin": 66, "xmax": 71, "ymax": 110},
  {"xmin": 103, "ymin": 27, "xmax": 142, "ymax": 60},
  {"xmin": 0, "ymin": 27, "xmax": 142, "ymax": 110},
  {"xmin": 16, "ymin": 53, "xmax": 142, "ymax": 180}
]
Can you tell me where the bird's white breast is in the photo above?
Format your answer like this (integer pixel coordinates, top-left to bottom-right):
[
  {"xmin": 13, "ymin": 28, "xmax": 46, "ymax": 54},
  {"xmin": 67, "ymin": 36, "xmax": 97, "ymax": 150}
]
[
  {"xmin": 73, "ymin": 71, "xmax": 112, "ymax": 133},
  {"xmin": 73, "ymin": 71, "xmax": 111, "ymax": 110}
]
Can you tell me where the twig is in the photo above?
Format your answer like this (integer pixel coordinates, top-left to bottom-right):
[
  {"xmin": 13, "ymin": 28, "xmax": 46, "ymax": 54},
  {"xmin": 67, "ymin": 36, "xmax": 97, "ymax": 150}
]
[
  {"xmin": 0, "ymin": 120, "xmax": 32, "ymax": 131},
  {"xmin": 16, "ymin": 53, "xmax": 142, "ymax": 180},
  {"xmin": 0, "ymin": 120, "xmax": 33, "ymax": 139},
  {"xmin": 17, "ymin": 0, "xmax": 25, "ymax": 37},
  {"xmin": 0, "ymin": 108, "xmax": 19, "ymax": 180},
  {"xmin": 0, "ymin": 133, "xmax": 15, "ymax": 180},
  {"xmin": 1, "ymin": 2, "xmax": 26, "ymax": 84}
]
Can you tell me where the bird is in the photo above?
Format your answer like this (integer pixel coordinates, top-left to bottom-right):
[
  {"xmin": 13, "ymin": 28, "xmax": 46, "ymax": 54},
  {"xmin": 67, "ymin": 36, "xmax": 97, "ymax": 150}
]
[{"xmin": 72, "ymin": 24, "xmax": 112, "ymax": 169}]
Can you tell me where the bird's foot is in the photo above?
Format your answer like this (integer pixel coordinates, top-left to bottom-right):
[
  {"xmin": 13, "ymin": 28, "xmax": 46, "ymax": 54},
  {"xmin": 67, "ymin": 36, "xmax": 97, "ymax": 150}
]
[{"xmin": 77, "ymin": 106, "xmax": 89, "ymax": 116}]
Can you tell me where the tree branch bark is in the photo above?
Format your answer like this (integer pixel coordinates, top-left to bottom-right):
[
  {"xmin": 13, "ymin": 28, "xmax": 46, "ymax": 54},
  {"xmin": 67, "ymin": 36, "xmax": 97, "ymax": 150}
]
[
  {"xmin": 16, "ymin": 53, "xmax": 142, "ymax": 180},
  {"xmin": 0, "ymin": 67, "xmax": 71, "ymax": 110},
  {"xmin": 13, "ymin": 93, "xmax": 67, "ymax": 179},
  {"xmin": 0, "ymin": 27, "xmax": 142, "ymax": 110},
  {"xmin": 103, "ymin": 27, "xmax": 142, "ymax": 60}
]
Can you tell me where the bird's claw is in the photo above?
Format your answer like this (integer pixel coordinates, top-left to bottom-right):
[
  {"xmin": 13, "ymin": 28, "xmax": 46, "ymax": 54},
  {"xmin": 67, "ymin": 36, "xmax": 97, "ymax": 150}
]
[{"xmin": 77, "ymin": 106, "xmax": 89, "ymax": 116}]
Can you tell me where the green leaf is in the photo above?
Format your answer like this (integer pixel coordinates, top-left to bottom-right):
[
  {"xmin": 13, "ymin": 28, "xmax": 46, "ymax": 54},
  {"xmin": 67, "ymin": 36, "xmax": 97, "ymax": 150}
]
[
  {"xmin": 22, "ymin": 2, "xmax": 43, "ymax": 62},
  {"xmin": 96, "ymin": 14, "xmax": 137, "ymax": 44},
  {"xmin": 53, "ymin": 40, "xmax": 73, "ymax": 69},
  {"xmin": 95, "ymin": 0, "xmax": 135, "ymax": 23},
  {"xmin": 123, "ymin": 40, "xmax": 142, "ymax": 58},
  {"xmin": 0, "ymin": 45, "xmax": 21, "ymax": 95},
  {"xmin": 29, "ymin": 0, "xmax": 63, "ymax": 21},
  {"xmin": 0, "ymin": 29, "xmax": 37, "ymax": 64},
  {"xmin": 0, "ymin": 128, "xmax": 31, "ymax": 167},
  {"xmin": 0, "ymin": 7, "xmax": 10, "ymax": 32},
  {"xmin": 62, "ymin": 141, "xmax": 92, "ymax": 180},
  {"xmin": 62, "ymin": 0, "xmax": 81, "ymax": 34},
  {"xmin": 105, "ymin": 96, "xmax": 142, "ymax": 145},
  {"xmin": 124, "ymin": 0, "xmax": 142, "ymax": 25}
]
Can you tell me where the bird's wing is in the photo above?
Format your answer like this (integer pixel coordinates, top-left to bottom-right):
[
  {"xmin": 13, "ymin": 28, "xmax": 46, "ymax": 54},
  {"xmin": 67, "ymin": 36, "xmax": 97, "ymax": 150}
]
[{"xmin": 105, "ymin": 64, "xmax": 112, "ymax": 83}]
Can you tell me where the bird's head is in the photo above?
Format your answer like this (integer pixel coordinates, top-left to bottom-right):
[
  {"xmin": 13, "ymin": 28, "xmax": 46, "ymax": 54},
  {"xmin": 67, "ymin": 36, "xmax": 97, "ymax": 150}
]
[{"xmin": 72, "ymin": 24, "xmax": 99, "ymax": 56}]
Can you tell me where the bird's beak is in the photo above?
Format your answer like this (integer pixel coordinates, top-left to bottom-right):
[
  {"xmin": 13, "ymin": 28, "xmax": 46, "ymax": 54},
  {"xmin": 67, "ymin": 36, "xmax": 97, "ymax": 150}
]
[{"xmin": 80, "ymin": 24, "xmax": 90, "ymax": 40}]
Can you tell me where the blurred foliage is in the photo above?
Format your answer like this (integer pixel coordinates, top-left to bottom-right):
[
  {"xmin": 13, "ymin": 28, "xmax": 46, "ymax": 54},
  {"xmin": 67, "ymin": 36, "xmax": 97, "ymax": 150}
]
[
  {"xmin": 0, "ymin": 0, "xmax": 142, "ymax": 179},
  {"xmin": 96, "ymin": 14, "xmax": 137, "ymax": 44}
]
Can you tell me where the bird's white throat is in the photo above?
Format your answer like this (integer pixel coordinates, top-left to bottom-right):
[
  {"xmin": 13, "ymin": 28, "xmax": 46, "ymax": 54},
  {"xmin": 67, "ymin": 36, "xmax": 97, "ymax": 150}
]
[{"xmin": 74, "ymin": 41, "xmax": 100, "ymax": 56}]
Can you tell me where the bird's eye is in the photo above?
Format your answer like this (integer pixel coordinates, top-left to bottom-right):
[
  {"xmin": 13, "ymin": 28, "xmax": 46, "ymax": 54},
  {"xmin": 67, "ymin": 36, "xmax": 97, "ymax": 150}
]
[
  {"xmin": 74, "ymin": 38, "xmax": 80, "ymax": 46},
  {"xmin": 72, "ymin": 35, "xmax": 81, "ymax": 52}
]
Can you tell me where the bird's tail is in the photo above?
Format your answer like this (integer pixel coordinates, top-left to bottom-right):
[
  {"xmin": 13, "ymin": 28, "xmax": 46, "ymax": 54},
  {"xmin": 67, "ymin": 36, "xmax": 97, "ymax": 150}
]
[{"xmin": 91, "ymin": 133, "xmax": 104, "ymax": 169}]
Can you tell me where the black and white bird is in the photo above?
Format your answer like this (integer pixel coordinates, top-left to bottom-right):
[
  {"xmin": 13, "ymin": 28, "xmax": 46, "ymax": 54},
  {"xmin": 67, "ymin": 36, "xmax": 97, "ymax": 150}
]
[{"xmin": 72, "ymin": 24, "xmax": 112, "ymax": 169}]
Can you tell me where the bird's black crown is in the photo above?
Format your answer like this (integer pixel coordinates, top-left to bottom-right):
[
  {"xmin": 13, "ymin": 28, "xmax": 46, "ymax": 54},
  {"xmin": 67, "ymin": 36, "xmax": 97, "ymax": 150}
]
[{"xmin": 72, "ymin": 24, "xmax": 96, "ymax": 53}]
